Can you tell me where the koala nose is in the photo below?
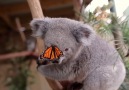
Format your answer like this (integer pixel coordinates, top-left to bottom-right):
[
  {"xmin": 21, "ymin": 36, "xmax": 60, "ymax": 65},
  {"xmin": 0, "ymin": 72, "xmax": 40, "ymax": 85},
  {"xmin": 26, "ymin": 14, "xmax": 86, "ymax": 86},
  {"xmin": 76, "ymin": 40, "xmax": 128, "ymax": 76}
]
[
  {"xmin": 56, "ymin": 41, "xmax": 59, "ymax": 44},
  {"xmin": 65, "ymin": 48, "xmax": 69, "ymax": 51}
]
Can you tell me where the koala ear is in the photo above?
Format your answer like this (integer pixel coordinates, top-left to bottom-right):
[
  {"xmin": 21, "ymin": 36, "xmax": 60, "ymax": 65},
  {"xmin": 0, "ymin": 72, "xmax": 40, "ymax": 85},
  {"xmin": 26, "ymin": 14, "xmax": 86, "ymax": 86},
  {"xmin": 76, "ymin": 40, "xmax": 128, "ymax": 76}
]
[
  {"xmin": 30, "ymin": 19, "xmax": 48, "ymax": 38},
  {"xmin": 72, "ymin": 24, "xmax": 96, "ymax": 46}
]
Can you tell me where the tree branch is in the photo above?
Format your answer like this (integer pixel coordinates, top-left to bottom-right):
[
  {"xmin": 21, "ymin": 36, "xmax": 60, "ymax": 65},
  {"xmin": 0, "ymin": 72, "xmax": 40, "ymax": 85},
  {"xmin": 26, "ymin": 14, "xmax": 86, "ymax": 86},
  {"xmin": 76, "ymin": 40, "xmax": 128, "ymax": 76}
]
[
  {"xmin": 0, "ymin": 51, "xmax": 37, "ymax": 60},
  {"xmin": 27, "ymin": 0, "xmax": 63, "ymax": 90}
]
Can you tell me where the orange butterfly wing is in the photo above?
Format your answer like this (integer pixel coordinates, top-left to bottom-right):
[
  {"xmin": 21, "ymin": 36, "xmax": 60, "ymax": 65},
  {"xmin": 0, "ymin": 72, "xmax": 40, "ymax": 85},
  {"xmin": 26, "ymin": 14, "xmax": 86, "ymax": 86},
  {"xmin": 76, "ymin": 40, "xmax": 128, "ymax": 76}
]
[
  {"xmin": 40, "ymin": 47, "xmax": 52, "ymax": 59},
  {"xmin": 49, "ymin": 46, "xmax": 63, "ymax": 60},
  {"xmin": 40, "ymin": 46, "xmax": 63, "ymax": 60},
  {"xmin": 55, "ymin": 46, "xmax": 63, "ymax": 57}
]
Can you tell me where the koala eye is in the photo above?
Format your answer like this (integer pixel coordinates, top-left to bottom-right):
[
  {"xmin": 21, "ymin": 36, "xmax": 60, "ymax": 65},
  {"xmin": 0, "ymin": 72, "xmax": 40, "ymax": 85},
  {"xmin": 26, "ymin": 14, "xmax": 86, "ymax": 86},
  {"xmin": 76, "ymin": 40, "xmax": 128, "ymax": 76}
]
[{"xmin": 65, "ymin": 48, "xmax": 69, "ymax": 51}]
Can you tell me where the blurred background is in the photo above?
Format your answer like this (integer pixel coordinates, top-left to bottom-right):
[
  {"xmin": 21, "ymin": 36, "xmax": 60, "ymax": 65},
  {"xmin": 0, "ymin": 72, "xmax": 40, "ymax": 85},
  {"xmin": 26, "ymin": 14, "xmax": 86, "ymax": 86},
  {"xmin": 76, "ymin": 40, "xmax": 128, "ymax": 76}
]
[{"xmin": 0, "ymin": 0, "xmax": 129, "ymax": 90}]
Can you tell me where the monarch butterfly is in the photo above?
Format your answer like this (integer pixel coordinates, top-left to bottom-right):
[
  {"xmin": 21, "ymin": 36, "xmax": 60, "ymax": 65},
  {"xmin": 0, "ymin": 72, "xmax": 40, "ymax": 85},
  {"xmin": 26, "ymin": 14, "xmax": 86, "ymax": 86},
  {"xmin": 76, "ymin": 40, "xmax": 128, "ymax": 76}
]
[{"xmin": 39, "ymin": 45, "xmax": 63, "ymax": 60}]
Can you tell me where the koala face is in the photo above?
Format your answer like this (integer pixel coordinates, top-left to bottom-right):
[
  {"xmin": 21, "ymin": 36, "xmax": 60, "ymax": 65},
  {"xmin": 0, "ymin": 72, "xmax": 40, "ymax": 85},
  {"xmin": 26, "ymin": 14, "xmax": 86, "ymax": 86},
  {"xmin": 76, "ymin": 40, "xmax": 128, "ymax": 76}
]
[{"xmin": 30, "ymin": 17, "xmax": 95, "ymax": 63}]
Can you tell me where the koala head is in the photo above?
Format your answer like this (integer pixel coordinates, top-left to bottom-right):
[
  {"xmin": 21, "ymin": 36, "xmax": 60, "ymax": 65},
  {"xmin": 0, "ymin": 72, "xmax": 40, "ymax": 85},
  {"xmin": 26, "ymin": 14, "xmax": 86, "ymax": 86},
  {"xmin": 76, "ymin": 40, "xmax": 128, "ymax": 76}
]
[{"xmin": 30, "ymin": 17, "xmax": 95, "ymax": 63}]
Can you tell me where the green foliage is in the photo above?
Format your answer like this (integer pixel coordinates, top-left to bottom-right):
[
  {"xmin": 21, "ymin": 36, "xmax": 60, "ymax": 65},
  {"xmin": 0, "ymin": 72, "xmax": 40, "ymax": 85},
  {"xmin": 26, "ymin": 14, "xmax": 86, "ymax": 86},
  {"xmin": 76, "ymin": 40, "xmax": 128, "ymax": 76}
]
[
  {"xmin": 5, "ymin": 57, "xmax": 34, "ymax": 90},
  {"xmin": 125, "ymin": 59, "xmax": 129, "ymax": 79},
  {"xmin": 121, "ymin": 20, "xmax": 129, "ymax": 46},
  {"xmin": 80, "ymin": 3, "xmax": 129, "ymax": 90}
]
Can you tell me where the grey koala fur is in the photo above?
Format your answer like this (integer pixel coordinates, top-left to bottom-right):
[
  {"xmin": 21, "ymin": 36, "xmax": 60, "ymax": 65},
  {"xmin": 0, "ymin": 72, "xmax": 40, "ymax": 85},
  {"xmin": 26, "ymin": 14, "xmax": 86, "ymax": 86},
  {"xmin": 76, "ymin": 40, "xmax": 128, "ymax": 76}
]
[{"xmin": 30, "ymin": 17, "xmax": 126, "ymax": 90}]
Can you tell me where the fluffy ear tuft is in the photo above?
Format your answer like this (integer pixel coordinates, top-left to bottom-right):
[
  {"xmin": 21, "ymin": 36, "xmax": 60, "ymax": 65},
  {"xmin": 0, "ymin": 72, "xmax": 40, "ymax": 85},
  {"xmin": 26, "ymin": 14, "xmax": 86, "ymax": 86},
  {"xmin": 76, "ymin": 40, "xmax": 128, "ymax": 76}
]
[
  {"xmin": 30, "ymin": 19, "xmax": 43, "ymax": 30},
  {"xmin": 30, "ymin": 19, "xmax": 48, "ymax": 38},
  {"xmin": 72, "ymin": 24, "xmax": 96, "ymax": 46}
]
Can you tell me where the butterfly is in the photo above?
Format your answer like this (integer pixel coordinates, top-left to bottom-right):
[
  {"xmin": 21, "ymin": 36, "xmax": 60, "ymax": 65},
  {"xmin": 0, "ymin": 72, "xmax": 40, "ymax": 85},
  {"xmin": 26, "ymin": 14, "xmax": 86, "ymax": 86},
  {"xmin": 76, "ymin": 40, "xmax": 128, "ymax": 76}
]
[{"xmin": 39, "ymin": 45, "xmax": 63, "ymax": 60}]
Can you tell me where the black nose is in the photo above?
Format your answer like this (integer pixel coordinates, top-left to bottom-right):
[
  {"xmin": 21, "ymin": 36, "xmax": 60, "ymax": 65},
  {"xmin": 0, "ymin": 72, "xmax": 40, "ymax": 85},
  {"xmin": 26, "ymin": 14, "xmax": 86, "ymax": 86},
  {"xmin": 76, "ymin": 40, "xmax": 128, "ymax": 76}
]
[{"xmin": 52, "ymin": 60, "xmax": 59, "ymax": 63}]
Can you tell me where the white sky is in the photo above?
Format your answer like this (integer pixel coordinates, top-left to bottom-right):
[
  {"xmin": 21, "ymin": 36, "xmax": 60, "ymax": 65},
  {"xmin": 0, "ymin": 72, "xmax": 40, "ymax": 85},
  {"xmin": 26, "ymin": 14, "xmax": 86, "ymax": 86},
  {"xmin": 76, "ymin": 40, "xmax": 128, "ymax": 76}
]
[
  {"xmin": 114, "ymin": 0, "xmax": 129, "ymax": 17},
  {"xmin": 85, "ymin": 0, "xmax": 129, "ymax": 17},
  {"xmin": 85, "ymin": 0, "xmax": 109, "ymax": 12}
]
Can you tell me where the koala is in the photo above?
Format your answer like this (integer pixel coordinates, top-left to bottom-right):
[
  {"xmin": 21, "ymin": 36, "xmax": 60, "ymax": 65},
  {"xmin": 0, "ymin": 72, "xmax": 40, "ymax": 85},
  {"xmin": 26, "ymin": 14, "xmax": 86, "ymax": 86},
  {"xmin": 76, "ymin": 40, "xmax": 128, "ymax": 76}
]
[
  {"xmin": 26, "ymin": 37, "xmax": 36, "ymax": 51},
  {"xmin": 30, "ymin": 17, "xmax": 126, "ymax": 90}
]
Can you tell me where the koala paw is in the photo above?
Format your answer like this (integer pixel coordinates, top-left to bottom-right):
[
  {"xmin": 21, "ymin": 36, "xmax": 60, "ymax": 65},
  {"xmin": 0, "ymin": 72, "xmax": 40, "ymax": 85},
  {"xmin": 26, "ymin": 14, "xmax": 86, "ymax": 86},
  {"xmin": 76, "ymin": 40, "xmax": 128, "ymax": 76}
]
[
  {"xmin": 36, "ymin": 59, "xmax": 49, "ymax": 66},
  {"xmin": 37, "ymin": 58, "xmax": 60, "ymax": 67},
  {"xmin": 68, "ymin": 82, "xmax": 83, "ymax": 90}
]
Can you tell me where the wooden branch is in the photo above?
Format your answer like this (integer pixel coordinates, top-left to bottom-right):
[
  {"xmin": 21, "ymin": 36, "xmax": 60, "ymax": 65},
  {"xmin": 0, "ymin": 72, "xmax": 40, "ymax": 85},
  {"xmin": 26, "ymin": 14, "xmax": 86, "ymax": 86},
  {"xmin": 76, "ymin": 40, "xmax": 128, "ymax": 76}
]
[
  {"xmin": 27, "ymin": 0, "xmax": 63, "ymax": 90},
  {"xmin": 82, "ymin": 0, "xmax": 92, "ymax": 7},
  {"xmin": 1, "ymin": 15, "xmax": 17, "ymax": 31},
  {"xmin": 0, "ymin": 0, "xmax": 72, "ymax": 15},
  {"xmin": 72, "ymin": 0, "xmax": 92, "ymax": 20},
  {"xmin": 15, "ymin": 18, "xmax": 26, "ymax": 42},
  {"xmin": 0, "ymin": 51, "xmax": 36, "ymax": 60},
  {"xmin": 72, "ymin": 0, "xmax": 82, "ymax": 20},
  {"xmin": 111, "ymin": 14, "xmax": 126, "ymax": 56},
  {"xmin": 45, "ymin": 5, "xmax": 74, "ymax": 17},
  {"xmin": 81, "ymin": 0, "xmax": 92, "ymax": 13}
]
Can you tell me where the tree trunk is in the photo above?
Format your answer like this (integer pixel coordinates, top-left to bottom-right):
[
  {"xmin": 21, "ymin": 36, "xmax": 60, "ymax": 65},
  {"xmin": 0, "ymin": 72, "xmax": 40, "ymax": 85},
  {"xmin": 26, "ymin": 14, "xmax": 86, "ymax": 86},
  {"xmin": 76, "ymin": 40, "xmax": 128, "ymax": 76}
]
[
  {"xmin": 27, "ymin": 0, "xmax": 63, "ymax": 90},
  {"xmin": 111, "ymin": 16, "xmax": 126, "ymax": 56}
]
